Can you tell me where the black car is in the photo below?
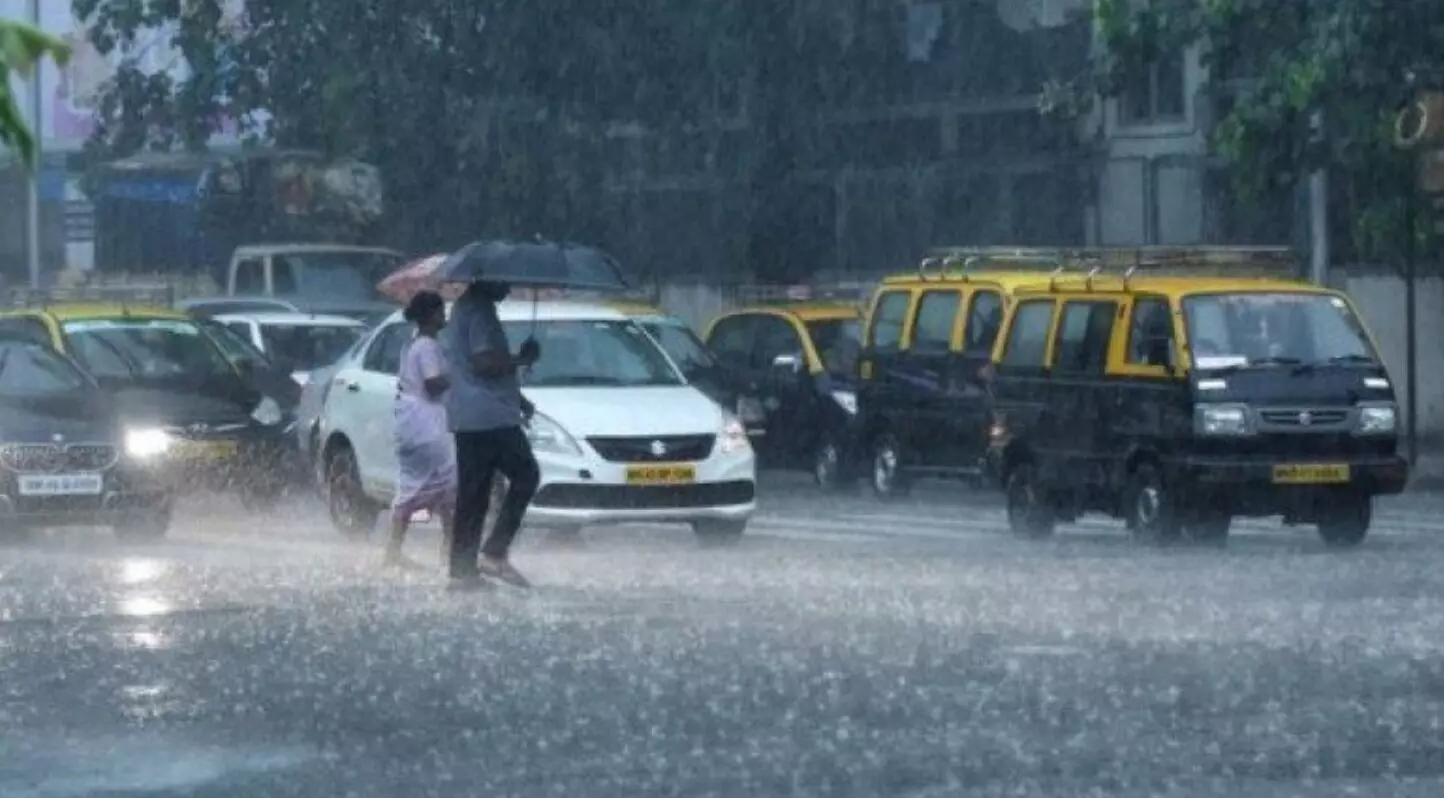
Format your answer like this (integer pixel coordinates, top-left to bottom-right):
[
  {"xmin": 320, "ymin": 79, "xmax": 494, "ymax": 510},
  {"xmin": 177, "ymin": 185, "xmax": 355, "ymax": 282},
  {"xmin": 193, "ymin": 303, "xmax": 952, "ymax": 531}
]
[{"xmin": 0, "ymin": 334, "xmax": 173, "ymax": 539}]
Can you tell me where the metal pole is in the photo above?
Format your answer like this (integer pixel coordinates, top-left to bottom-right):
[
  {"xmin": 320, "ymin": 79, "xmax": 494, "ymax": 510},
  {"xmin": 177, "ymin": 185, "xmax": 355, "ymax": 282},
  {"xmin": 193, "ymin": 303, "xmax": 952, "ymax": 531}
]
[
  {"xmin": 1308, "ymin": 111, "xmax": 1329, "ymax": 284},
  {"xmin": 1405, "ymin": 185, "xmax": 1419, "ymax": 467},
  {"xmin": 25, "ymin": 0, "xmax": 43, "ymax": 291}
]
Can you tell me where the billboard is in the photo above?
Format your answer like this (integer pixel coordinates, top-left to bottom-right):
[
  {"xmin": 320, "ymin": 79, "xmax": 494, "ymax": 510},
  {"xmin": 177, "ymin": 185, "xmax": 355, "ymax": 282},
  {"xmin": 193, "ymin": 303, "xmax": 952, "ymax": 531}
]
[{"xmin": 1, "ymin": 0, "xmax": 253, "ymax": 152}]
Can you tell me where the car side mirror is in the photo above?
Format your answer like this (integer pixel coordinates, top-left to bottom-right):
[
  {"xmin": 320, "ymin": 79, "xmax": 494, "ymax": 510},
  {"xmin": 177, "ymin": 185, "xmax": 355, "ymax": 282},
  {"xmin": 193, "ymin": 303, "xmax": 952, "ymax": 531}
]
[{"xmin": 771, "ymin": 353, "xmax": 803, "ymax": 374}]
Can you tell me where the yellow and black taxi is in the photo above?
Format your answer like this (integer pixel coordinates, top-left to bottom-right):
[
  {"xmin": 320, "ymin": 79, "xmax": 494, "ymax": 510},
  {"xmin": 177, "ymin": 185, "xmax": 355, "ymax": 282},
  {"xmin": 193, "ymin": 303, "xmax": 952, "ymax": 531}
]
[
  {"xmin": 854, "ymin": 255, "xmax": 1054, "ymax": 498},
  {"xmin": 0, "ymin": 302, "xmax": 303, "ymax": 508},
  {"xmin": 988, "ymin": 262, "xmax": 1407, "ymax": 548},
  {"xmin": 703, "ymin": 297, "xmax": 862, "ymax": 489},
  {"xmin": 605, "ymin": 299, "xmax": 767, "ymax": 433},
  {"xmin": 0, "ymin": 329, "xmax": 172, "ymax": 539}
]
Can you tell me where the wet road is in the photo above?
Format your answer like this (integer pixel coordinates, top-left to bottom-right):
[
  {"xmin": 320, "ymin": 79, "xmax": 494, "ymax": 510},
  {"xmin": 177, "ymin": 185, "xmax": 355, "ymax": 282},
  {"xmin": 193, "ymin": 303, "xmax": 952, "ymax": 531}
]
[{"xmin": 5, "ymin": 478, "xmax": 1444, "ymax": 797}]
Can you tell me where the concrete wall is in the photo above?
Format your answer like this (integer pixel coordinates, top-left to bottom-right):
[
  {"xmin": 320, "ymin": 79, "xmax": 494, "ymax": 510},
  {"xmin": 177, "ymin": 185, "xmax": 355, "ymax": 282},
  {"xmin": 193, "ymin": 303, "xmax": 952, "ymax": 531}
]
[{"xmin": 1338, "ymin": 269, "xmax": 1444, "ymax": 439}]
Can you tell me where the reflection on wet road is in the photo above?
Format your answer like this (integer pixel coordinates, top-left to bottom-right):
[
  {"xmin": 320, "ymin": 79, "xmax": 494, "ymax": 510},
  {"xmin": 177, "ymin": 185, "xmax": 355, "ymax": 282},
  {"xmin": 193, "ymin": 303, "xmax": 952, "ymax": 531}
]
[{"xmin": 4, "ymin": 479, "xmax": 1444, "ymax": 797}]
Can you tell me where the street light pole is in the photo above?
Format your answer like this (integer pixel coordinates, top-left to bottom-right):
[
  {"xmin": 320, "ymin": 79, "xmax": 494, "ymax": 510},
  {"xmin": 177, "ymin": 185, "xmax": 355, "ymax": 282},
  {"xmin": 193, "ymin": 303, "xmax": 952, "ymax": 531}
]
[{"xmin": 25, "ymin": 0, "xmax": 43, "ymax": 291}]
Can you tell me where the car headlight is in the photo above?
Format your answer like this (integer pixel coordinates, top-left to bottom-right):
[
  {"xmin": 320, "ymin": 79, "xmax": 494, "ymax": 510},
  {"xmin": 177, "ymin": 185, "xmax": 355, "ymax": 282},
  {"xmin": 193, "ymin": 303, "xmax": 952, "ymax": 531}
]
[
  {"xmin": 125, "ymin": 428, "xmax": 174, "ymax": 458},
  {"xmin": 525, "ymin": 412, "xmax": 582, "ymax": 456},
  {"xmin": 719, "ymin": 413, "xmax": 750, "ymax": 454},
  {"xmin": 1195, "ymin": 403, "xmax": 1252, "ymax": 436},
  {"xmin": 831, "ymin": 389, "xmax": 857, "ymax": 415},
  {"xmin": 1357, "ymin": 404, "xmax": 1397, "ymax": 435},
  {"xmin": 251, "ymin": 396, "xmax": 284, "ymax": 426}
]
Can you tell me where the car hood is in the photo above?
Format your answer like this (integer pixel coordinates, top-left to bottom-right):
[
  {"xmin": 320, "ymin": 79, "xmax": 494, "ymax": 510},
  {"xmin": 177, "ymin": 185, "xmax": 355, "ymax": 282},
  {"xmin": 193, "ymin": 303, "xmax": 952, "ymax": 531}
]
[
  {"xmin": 528, "ymin": 386, "xmax": 724, "ymax": 437},
  {"xmin": 0, "ymin": 395, "xmax": 118, "ymax": 443},
  {"xmin": 112, "ymin": 387, "xmax": 255, "ymax": 428}
]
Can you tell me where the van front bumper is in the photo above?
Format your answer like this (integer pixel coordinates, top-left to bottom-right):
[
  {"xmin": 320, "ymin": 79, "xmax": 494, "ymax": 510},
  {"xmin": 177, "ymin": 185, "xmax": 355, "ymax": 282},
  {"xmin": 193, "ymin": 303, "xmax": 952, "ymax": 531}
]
[{"xmin": 1166, "ymin": 455, "xmax": 1409, "ymax": 518}]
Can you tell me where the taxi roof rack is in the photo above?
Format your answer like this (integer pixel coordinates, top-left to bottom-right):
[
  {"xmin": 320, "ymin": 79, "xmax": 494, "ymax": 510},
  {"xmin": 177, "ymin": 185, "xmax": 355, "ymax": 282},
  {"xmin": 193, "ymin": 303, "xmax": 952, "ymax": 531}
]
[
  {"xmin": 731, "ymin": 281, "xmax": 875, "ymax": 307},
  {"xmin": 919, "ymin": 245, "xmax": 1301, "ymax": 289}
]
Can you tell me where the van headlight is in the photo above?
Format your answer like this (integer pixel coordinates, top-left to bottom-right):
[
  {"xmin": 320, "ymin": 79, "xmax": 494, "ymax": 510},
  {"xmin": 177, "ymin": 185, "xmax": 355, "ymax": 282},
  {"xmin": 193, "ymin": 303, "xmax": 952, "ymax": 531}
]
[
  {"xmin": 125, "ymin": 428, "xmax": 174, "ymax": 458},
  {"xmin": 831, "ymin": 389, "xmax": 857, "ymax": 415},
  {"xmin": 1357, "ymin": 404, "xmax": 1397, "ymax": 435},
  {"xmin": 1195, "ymin": 403, "xmax": 1252, "ymax": 436},
  {"xmin": 526, "ymin": 412, "xmax": 582, "ymax": 456},
  {"xmin": 251, "ymin": 396, "xmax": 283, "ymax": 426},
  {"xmin": 719, "ymin": 413, "xmax": 750, "ymax": 454}
]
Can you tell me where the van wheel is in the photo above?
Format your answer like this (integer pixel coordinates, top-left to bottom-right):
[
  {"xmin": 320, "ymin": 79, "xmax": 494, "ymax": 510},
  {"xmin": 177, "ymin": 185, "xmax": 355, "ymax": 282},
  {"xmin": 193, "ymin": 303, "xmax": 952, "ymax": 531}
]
[
  {"xmin": 1318, "ymin": 496, "xmax": 1371, "ymax": 548},
  {"xmin": 326, "ymin": 445, "xmax": 378, "ymax": 539},
  {"xmin": 870, "ymin": 434, "xmax": 911, "ymax": 500},
  {"xmin": 813, "ymin": 437, "xmax": 853, "ymax": 492},
  {"xmin": 1186, "ymin": 512, "xmax": 1231, "ymax": 546},
  {"xmin": 1124, "ymin": 463, "xmax": 1181, "ymax": 544},
  {"xmin": 1005, "ymin": 463, "xmax": 1055, "ymax": 539}
]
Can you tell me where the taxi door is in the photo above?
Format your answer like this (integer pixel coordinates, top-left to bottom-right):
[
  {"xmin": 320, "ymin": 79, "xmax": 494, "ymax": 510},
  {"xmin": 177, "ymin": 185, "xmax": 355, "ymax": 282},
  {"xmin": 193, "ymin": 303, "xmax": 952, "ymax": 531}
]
[
  {"xmin": 946, "ymin": 287, "xmax": 1007, "ymax": 469},
  {"xmin": 856, "ymin": 289, "xmax": 916, "ymax": 451},
  {"xmin": 1042, "ymin": 297, "xmax": 1120, "ymax": 488},
  {"xmin": 902, "ymin": 287, "xmax": 965, "ymax": 467}
]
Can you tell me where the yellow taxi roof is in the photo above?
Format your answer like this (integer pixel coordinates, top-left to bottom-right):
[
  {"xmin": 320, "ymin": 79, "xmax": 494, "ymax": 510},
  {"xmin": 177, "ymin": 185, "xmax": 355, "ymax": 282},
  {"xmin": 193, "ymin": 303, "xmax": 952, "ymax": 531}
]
[
  {"xmin": 879, "ymin": 269, "xmax": 1071, "ymax": 294},
  {"xmin": 1010, "ymin": 274, "xmax": 1331, "ymax": 299},
  {"xmin": 2, "ymin": 301, "xmax": 189, "ymax": 322},
  {"xmin": 723, "ymin": 302, "xmax": 860, "ymax": 322}
]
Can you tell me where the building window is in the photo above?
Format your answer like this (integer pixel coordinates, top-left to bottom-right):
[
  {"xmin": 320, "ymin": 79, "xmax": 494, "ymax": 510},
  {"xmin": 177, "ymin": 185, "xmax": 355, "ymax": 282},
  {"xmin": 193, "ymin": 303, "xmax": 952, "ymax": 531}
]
[{"xmin": 1119, "ymin": 50, "xmax": 1186, "ymax": 125}]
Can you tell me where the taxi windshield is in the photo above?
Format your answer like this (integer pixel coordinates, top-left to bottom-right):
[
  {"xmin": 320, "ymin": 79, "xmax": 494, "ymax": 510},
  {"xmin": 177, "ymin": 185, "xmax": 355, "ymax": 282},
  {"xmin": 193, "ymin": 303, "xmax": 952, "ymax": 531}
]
[
  {"xmin": 1181, "ymin": 292, "xmax": 1378, "ymax": 369},
  {"xmin": 61, "ymin": 317, "xmax": 236, "ymax": 385},
  {"xmin": 638, "ymin": 319, "xmax": 716, "ymax": 373}
]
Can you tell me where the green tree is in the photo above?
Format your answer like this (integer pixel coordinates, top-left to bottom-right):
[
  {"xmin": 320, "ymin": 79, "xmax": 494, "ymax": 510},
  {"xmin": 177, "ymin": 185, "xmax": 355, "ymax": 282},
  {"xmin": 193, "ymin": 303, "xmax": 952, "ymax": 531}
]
[
  {"xmin": 0, "ymin": 18, "xmax": 71, "ymax": 165},
  {"xmin": 1089, "ymin": 0, "xmax": 1444, "ymax": 261}
]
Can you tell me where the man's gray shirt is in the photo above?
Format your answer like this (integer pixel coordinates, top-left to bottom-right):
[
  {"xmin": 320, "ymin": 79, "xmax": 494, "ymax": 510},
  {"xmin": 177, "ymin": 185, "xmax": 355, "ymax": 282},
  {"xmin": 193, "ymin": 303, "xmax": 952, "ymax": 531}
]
[{"xmin": 442, "ymin": 294, "xmax": 524, "ymax": 432}]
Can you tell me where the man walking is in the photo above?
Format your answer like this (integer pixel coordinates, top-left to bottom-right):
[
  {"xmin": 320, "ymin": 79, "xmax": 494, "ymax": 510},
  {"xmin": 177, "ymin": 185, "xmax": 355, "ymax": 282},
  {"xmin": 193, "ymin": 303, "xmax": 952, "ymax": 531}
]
[{"xmin": 443, "ymin": 280, "xmax": 541, "ymax": 588}]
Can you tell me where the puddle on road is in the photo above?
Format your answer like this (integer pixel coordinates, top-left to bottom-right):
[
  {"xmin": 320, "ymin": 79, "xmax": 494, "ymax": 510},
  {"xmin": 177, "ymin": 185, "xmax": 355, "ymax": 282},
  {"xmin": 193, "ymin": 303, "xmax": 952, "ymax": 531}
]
[{"xmin": 0, "ymin": 733, "xmax": 317, "ymax": 797}]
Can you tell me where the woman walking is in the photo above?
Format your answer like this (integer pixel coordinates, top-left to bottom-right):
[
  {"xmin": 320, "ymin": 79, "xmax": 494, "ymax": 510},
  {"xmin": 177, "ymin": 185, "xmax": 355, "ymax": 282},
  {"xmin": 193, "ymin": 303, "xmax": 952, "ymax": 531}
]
[{"xmin": 387, "ymin": 291, "xmax": 456, "ymax": 569}]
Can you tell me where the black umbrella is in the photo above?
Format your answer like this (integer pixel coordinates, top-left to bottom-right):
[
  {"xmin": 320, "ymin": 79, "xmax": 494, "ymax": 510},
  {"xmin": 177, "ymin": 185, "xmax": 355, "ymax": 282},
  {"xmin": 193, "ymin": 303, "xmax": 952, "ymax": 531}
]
[{"xmin": 434, "ymin": 238, "xmax": 630, "ymax": 292}]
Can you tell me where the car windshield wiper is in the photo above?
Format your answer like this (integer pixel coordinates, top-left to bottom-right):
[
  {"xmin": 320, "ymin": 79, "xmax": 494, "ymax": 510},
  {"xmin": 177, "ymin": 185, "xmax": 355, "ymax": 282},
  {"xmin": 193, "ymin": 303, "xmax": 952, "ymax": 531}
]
[
  {"xmin": 1325, "ymin": 354, "xmax": 1375, "ymax": 365},
  {"xmin": 86, "ymin": 335, "xmax": 142, "ymax": 379},
  {"xmin": 1209, "ymin": 356, "xmax": 1302, "ymax": 375}
]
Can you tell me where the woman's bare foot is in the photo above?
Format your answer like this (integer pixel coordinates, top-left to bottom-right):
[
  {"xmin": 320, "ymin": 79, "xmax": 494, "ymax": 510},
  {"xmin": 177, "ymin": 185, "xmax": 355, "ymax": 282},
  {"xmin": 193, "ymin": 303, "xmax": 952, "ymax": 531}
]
[{"xmin": 477, "ymin": 556, "xmax": 531, "ymax": 588}]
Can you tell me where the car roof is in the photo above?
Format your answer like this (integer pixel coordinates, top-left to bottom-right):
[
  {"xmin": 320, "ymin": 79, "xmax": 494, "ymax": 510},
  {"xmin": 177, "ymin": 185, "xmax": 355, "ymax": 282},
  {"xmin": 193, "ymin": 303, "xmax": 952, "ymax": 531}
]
[
  {"xmin": 214, "ymin": 311, "xmax": 365, "ymax": 327},
  {"xmin": 3, "ymin": 301, "xmax": 191, "ymax": 321},
  {"xmin": 878, "ymin": 269, "xmax": 1074, "ymax": 293},
  {"xmin": 377, "ymin": 299, "xmax": 631, "ymax": 326},
  {"xmin": 1011, "ymin": 275, "xmax": 1331, "ymax": 299},
  {"xmin": 232, "ymin": 243, "xmax": 403, "ymax": 258}
]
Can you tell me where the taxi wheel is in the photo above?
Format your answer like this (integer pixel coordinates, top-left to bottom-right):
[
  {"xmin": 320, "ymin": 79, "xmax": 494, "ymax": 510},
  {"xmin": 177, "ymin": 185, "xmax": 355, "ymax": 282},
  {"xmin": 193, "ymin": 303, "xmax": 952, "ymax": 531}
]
[
  {"xmin": 1318, "ymin": 497, "xmax": 1371, "ymax": 548},
  {"xmin": 1124, "ymin": 463, "xmax": 1182, "ymax": 544},
  {"xmin": 1005, "ymin": 463, "xmax": 1055, "ymax": 539},
  {"xmin": 812, "ymin": 437, "xmax": 853, "ymax": 492},
  {"xmin": 326, "ymin": 446, "xmax": 379, "ymax": 539},
  {"xmin": 692, "ymin": 519, "xmax": 747, "ymax": 545},
  {"xmin": 870, "ymin": 434, "xmax": 912, "ymax": 500}
]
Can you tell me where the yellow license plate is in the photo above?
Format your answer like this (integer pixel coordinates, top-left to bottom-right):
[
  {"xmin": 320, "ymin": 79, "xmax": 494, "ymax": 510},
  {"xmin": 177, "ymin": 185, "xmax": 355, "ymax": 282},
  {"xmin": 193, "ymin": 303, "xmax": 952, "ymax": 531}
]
[
  {"xmin": 625, "ymin": 464, "xmax": 696, "ymax": 486},
  {"xmin": 178, "ymin": 440, "xmax": 239, "ymax": 461},
  {"xmin": 1272, "ymin": 463, "xmax": 1350, "ymax": 484}
]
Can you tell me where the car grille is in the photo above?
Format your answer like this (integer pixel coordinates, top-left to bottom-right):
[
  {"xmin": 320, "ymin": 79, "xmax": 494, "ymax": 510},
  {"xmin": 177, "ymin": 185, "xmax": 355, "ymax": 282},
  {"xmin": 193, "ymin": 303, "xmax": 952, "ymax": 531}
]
[
  {"xmin": 533, "ymin": 480, "xmax": 754, "ymax": 509},
  {"xmin": 587, "ymin": 435, "xmax": 715, "ymax": 463},
  {"xmin": 0, "ymin": 443, "xmax": 118, "ymax": 473},
  {"xmin": 1192, "ymin": 434, "xmax": 1394, "ymax": 459},
  {"xmin": 1258, "ymin": 409, "xmax": 1350, "ymax": 428}
]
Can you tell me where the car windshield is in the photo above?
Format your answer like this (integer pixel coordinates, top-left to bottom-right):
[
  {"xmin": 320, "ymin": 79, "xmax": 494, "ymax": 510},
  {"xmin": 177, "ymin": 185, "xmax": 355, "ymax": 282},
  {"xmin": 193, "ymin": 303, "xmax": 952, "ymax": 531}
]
[
  {"xmin": 638, "ymin": 319, "xmax": 716, "ymax": 373},
  {"xmin": 260, "ymin": 323, "xmax": 365, "ymax": 371},
  {"xmin": 61, "ymin": 317, "xmax": 236, "ymax": 384},
  {"xmin": 0, "ymin": 340, "xmax": 90, "ymax": 397},
  {"xmin": 274, "ymin": 251, "xmax": 402, "ymax": 301},
  {"xmin": 1182, "ymin": 292, "xmax": 1378, "ymax": 368},
  {"xmin": 501, "ymin": 319, "xmax": 684, "ymax": 388},
  {"xmin": 808, "ymin": 318, "xmax": 862, "ymax": 376}
]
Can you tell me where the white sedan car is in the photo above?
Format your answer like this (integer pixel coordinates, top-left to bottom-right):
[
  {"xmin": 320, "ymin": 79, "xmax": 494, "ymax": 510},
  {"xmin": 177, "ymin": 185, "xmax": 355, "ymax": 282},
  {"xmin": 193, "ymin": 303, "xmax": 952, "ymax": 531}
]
[
  {"xmin": 314, "ymin": 300, "xmax": 756, "ymax": 541},
  {"xmin": 212, "ymin": 311, "xmax": 367, "ymax": 386}
]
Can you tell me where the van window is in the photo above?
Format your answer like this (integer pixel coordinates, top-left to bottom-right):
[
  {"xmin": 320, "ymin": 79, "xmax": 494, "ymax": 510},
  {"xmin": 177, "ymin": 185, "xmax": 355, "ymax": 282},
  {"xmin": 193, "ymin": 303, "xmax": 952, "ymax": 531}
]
[
  {"xmin": 754, "ymin": 316, "xmax": 804, "ymax": 365},
  {"xmin": 707, "ymin": 316, "xmax": 756, "ymax": 368},
  {"xmin": 234, "ymin": 258, "xmax": 264, "ymax": 293},
  {"xmin": 1053, "ymin": 301, "xmax": 1117, "ymax": 374},
  {"xmin": 910, "ymin": 290, "xmax": 960, "ymax": 351},
  {"xmin": 1001, "ymin": 300, "xmax": 1056, "ymax": 368},
  {"xmin": 963, "ymin": 290, "xmax": 1003, "ymax": 353},
  {"xmin": 1127, "ymin": 297, "xmax": 1174, "ymax": 367},
  {"xmin": 869, "ymin": 291, "xmax": 911, "ymax": 351}
]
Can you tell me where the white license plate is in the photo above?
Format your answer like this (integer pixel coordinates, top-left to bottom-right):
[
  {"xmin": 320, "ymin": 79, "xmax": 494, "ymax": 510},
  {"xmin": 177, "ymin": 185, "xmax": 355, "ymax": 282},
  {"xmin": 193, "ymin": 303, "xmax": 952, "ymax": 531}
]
[{"xmin": 18, "ymin": 473, "xmax": 104, "ymax": 496}]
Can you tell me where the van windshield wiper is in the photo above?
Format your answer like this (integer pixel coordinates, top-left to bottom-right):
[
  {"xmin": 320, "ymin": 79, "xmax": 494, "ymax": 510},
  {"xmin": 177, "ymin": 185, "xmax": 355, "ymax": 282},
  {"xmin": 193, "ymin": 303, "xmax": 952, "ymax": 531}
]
[
  {"xmin": 1291, "ymin": 353, "xmax": 1377, "ymax": 375},
  {"xmin": 1209, "ymin": 356, "xmax": 1302, "ymax": 376}
]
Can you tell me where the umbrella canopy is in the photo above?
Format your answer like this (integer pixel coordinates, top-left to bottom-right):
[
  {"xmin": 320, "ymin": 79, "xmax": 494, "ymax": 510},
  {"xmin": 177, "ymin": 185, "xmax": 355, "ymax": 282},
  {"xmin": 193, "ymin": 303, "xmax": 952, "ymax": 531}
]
[
  {"xmin": 376, "ymin": 253, "xmax": 465, "ymax": 303},
  {"xmin": 433, "ymin": 239, "xmax": 629, "ymax": 292}
]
